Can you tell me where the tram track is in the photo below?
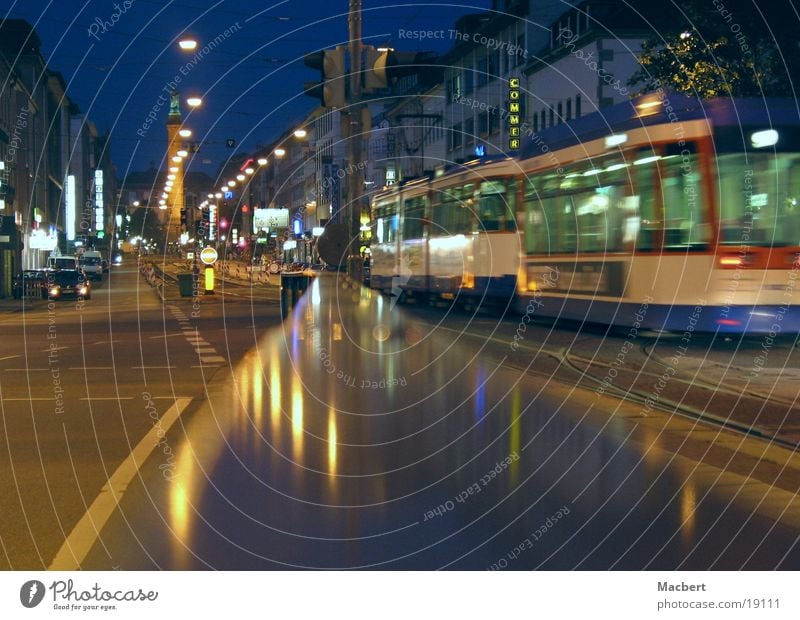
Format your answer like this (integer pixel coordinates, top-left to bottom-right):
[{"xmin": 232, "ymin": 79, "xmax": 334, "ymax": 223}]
[{"xmin": 428, "ymin": 321, "xmax": 800, "ymax": 452}]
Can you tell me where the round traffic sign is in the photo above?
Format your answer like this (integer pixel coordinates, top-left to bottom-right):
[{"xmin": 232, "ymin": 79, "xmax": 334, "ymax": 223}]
[{"xmin": 200, "ymin": 246, "xmax": 218, "ymax": 265}]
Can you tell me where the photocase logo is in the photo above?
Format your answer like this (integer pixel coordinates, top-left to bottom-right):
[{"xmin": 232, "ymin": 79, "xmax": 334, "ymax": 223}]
[{"xmin": 20, "ymin": 580, "xmax": 45, "ymax": 608}]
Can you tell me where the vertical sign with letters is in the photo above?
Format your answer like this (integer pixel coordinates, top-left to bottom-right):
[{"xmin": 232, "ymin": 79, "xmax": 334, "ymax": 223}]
[{"xmin": 508, "ymin": 77, "xmax": 520, "ymax": 151}]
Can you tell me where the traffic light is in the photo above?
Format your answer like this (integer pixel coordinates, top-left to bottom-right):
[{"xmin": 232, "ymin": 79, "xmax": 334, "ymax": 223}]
[
  {"xmin": 363, "ymin": 48, "xmax": 437, "ymax": 92},
  {"xmin": 303, "ymin": 47, "xmax": 346, "ymax": 108}
]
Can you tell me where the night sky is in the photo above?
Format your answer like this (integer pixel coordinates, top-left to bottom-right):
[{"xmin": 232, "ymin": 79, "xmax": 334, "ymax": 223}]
[{"xmin": 0, "ymin": 0, "xmax": 485, "ymax": 182}]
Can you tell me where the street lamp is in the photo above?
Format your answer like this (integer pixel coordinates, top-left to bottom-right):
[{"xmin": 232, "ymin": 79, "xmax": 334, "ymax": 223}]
[
  {"xmin": 257, "ymin": 157, "xmax": 268, "ymax": 166},
  {"xmin": 179, "ymin": 128, "xmax": 192, "ymax": 138},
  {"xmin": 274, "ymin": 148, "xmax": 286, "ymax": 158},
  {"xmin": 187, "ymin": 96, "xmax": 202, "ymax": 108},
  {"xmin": 293, "ymin": 128, "xmax": 307, "ymax": 139},
  {"xmin": 179, "ymin": 36, "xmax": 198, "ymax": 51}
]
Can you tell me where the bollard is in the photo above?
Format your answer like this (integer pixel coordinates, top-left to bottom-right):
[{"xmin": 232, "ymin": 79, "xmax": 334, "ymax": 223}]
[{"xmin": 280, "ymin": 273, "xmax": 311, "ymax": 319}]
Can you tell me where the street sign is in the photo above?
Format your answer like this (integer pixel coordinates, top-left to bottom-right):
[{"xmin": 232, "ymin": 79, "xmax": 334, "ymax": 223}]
[{"xmin": 200, "ymin": 246, "xmax": 218, "ymax": 265}]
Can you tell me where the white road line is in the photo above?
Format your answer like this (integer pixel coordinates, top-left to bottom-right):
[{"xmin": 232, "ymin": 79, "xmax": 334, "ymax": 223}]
[
  {"xmin": 48, "ymin": 398, "xmax": 192, "ymax": 570},
  {"xmin": 4, "ymin": 368, "xmax": 49, "ymax": 372},
  {"xmin": 68, "ymin": 366, "xmax": 114, "ymax": 370},
  {"xmin": 199, "ymin": 356, "xmax": 226, "ymax": 363},
  {"xmin": 79, "ymin": 397, "xmax": 134, "ymax": 401},
  {"xmin": 195, "ymin": 348, "xmax": 216, "ymax": 354},
  {"xmin": 0, "ymin": 355, "xmax": 20, "ymax": 362},
  {"xmin": 148, "ymin": 333, "xmax": 188, "ymax": 339},
  {"xmin": 39, "ymin": 347, "xmax": 69, "ymax": 352},
  {"xmin": 2, "ymin": 397, "xmax": 59, "ymax": 401},
  {"xmin": 131, "ymin": 366, "xmax": 175, "ymax": 369}
]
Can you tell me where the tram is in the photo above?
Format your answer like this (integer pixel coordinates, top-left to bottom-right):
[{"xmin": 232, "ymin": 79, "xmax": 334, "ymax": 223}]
[
  {"xmin": 370, "ymin": 95, "xmax": 800, "ymax": 333},
  {"xmin": 517, "ymin": 95, "xmax": 800, "ymax": 333},
  {"xmin": 370, "ymin": 156, "xmax": 521, "ymax": 303}
]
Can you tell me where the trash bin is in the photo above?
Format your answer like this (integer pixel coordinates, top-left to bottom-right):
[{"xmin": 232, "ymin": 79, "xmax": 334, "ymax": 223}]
[{"xmin": 177, "ymin": 273, "xmax": 195, "ymax": 297}]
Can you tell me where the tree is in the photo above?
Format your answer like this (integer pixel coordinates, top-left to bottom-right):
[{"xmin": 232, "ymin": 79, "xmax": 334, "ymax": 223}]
[{"xmin": 628, "ymin": 0, "xmax": 796, "ymax": 98}]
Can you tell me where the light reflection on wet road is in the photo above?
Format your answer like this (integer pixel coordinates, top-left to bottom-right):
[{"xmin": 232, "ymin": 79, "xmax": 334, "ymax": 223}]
[{"xmin": 82, "ymin": 275, "xmax": 800, "ymax": 569}]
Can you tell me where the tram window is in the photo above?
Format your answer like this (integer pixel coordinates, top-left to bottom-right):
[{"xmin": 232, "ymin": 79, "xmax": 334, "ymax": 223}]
[
  {"xmin": 432, "ymin": 184, "xmax": 475, "ymax": 236},
  {"xmin": 524, "ymin": 185, "xmax": 550, "ymax": 253},
  {"xmin": 375, "ymin": 214, "xmax": 398, "ymax": 244},
  {"xmin": 403, "ymin": 196, "xmax": 426, "ymax": 240},
  {"xmin": 661, "ymin": 144, "xmax": 709, "ymax": 248},
  {"xmin": 523, "ymin": 177, "xmax": 577, "ymax": 254},
  {"xmin": 717, "ymin": 152, "xmax": 800, "ymax": 246},
  {"xmin": 633, "ymin": 150, "xmax": 659, "ymax": 250},
  {"xmin": 478, "ymin": 180, "xmax": 515, "ymax": 231}
]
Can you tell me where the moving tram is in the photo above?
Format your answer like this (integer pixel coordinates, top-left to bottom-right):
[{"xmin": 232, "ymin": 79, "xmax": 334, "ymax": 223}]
[{"xmin": 370, "ymin": 95, "xmax": 800, "ymax": 333}]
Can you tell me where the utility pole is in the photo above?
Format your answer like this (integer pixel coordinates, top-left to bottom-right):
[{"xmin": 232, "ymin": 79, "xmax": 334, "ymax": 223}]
[{"xmin": 347, "ymin": 0, "xmax": 364, "ymax": 282}]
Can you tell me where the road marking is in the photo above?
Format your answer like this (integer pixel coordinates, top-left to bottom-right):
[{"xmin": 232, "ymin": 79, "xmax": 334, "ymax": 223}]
[
  {"xmin": 68, "ymin": 366, "xmax": 113, "ymax": 370},
  {"xmin": 4, "ymin": 368, "xmax": 49, "ymax": 372},
  {"xmin": 2, "ymin": 397, "xmax": 59, "ymax": 401},
  {"xmin": 39, "ymin": 347, "xmax": 69, "ymax": 352},
  {"xmin": 148, "ymin": 333, "xmax": 188, "ymax": 339},
  {"xmin": 0, "ymin": 355, "xmax": 20, "ymax": 362},
  {"xmin": 131, "ymin": 365, "xmax": 175, "ymax": 369},
  {"xmin": 79, "ymin": 397, "xmax": 134, "ymax": 401},
  {"xmin": 199, "ymin": 356, "xmax": 226, "ymax": 364},
  {"xmin": 195, "ymin": 347, "xmax": 216, "ymax": 354},
  {"xmin": 48, "ymin": 397, "xmax": 193, "ymax": 570}
]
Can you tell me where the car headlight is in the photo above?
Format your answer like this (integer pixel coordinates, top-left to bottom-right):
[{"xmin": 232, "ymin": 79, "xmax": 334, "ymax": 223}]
[
  {"xmin": 79, "ymin": 286, "xmax": 88, "ymax": 295},
  {"xmin": 50, "ymin": 286, "xmax": 60, "ymax": 295}
]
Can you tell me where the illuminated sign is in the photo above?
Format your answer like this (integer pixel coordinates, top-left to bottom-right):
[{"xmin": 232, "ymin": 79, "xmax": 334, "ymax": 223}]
[
  {"xmin": 508, "ymin": 77, "xmax": 521, "ymax": 151},
  {"xmin": 66, "ymin": 175, "xmax": 76, "ymax": 241},
  {"xmin": 94, "ymin": 170, "xmax": 104, "ymax": 231},
  {"xmin": 253, "ymin": 208, "xmax": 289, "ymax": 232}
]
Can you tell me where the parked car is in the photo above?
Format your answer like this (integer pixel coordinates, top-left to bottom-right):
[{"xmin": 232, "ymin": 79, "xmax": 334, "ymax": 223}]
[
  {"xmin": 12, "ymin": 270, "xmax": 48, "ymax": 299},
  {"xmin": 44, "ymin": 270, "xmax": 92, "ymax": 300}
]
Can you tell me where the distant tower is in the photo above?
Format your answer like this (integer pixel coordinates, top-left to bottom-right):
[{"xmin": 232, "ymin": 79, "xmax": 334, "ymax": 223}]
[{"xmin": 165, "ymin": 91, "xmax": 185, "ymax": 244}]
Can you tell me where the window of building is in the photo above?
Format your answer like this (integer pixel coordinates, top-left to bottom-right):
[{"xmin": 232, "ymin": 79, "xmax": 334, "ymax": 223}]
[
  {"xmin": 557, "ymin": 102, "xmax": 563, "ymax": 124},
  {"xmin": 448, "ymin": 73, "xmax": 462, "ymax": 102},
  {"xmin": 478, "ymin": 112, "xmax": 488, "ymax": 135},
  {"xmin": 464, "ymin": 67, "xmax": 474, "ymax": 95},
  {"xmin": 451, "ymin": 122, "xmax": 463, "ymax": 149},
  {"xmin": 477, "ymin": 56, "xmax": 488, "ymax": 87},
  {"xmin": 489, "ymin": 108, "xmax": 500, "ymax": 135},
  {"xmin": 566, "ymin": 99, "xmax": 572, "ymax": 120},
  {"xmin": 575, "ymin": 94, "xmax": 582, "ymax": 118},
  {"xmin": 487, "ymin": 51, "xmax": 500, "ymax": 81},
  {"xmin": 515, "ymin": 33, "xmax": 525, "ymax": 67},
  {"xmin": 549, "ymin": 107, "xmax": 554, "ymax": 127},
  {"xmin": 464, "ymin": 117, "xmax": 475, "ymax": 145},
  {"xmin": 540, "ymin": 109, "xmax": 546, "ymax": 130}
]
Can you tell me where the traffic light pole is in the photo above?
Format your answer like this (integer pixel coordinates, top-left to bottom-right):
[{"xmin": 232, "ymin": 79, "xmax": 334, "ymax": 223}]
[{"xmin": 347, "ymin": 0, "xmax": 364, "ymax": 283}]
